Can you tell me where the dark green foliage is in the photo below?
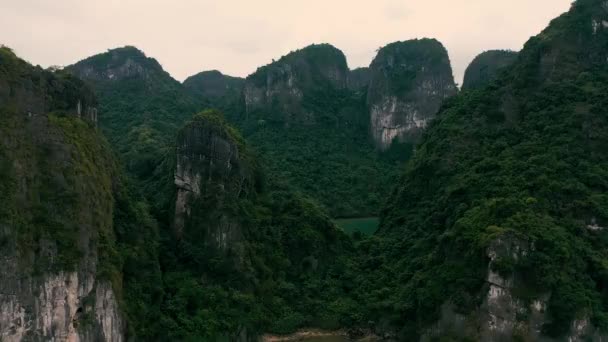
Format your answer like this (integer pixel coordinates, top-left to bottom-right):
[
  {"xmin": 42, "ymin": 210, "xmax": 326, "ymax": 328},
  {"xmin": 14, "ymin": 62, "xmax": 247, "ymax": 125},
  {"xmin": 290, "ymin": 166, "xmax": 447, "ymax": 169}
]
[
  {"xmin": 0, "ymin": 47, "xmax": 113, "ymax": 271},
  {"xmin": 247, "ymin": 43, "xmax": 347, "ymax": 89},
  {"xmin": 462, "ymin": 50, "xmax": 518, "ymax": 90},
  {"xmin": 112, "ymin": 185, "xmax": 164, "ymax": 339},
  {"xmin": 362, "ymin": 0, "xmax": 608, "ymax": 338},
  {"xmin": 239, "ymin": 122, "xmax": 401, "ymax": 218},
  {"xmin": 0, "ymin": 47, "xmax": 163, "ymax": 339},
  {"xmin": 368, "ymin": 38, "xmax": 454, "ymax": 96},
  {"xmin": 67, "ymin": 47, "xmax": 200, "ymax": 205},
  {"xmin": 347, "ymin": 67, "xmax": 370, "ymax": 92},
  {"xmin": 235, "ymin": 58, "xmax": 404, "ymax": 217},
  {"xmin": 183, "ymin": 70, "xmax": 245, "ymax": 102}
]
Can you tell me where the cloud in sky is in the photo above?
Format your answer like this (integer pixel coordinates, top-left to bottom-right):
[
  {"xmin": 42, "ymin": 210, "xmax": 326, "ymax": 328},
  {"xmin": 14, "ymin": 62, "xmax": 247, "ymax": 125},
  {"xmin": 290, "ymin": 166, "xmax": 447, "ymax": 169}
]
[{"xmin": 1, "ymin": 0, "xmax": 572, "ymax": 84}]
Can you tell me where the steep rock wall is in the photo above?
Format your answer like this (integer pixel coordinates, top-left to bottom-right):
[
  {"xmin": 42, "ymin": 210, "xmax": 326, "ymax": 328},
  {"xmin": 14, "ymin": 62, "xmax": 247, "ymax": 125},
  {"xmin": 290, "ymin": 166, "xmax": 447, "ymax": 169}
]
[
  {"xmin": 243, "ymin": 44, "xmax": 349, "ymax": 124},
  {"xmin": 367, "ymin": 39, "xmax": 457, "ymax": 150},
  {"xmin": 0, "ymin": 47, "xmax": 124, "ymax": 342}
]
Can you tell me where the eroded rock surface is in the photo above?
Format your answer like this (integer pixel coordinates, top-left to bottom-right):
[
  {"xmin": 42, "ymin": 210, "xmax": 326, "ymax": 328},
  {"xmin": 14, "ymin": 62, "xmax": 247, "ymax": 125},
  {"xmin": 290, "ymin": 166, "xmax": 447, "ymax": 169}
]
[
  {"xmin": 367, "ymin": 39, "xmax": 457, "ymax": 150},
  {"xmin": 173, "ymin": 111, "xmax": 255, "ymax": 256},
  {"xmin": 243, "ymin": 44, "xmax": 348, "ymax": 124}
]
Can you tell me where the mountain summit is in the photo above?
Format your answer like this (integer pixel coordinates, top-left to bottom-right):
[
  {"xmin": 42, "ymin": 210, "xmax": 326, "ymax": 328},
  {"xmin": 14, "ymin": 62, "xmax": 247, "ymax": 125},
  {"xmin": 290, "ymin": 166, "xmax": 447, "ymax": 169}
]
[{"xmin": 366, "ymin": 38, "xmax": 457, "ymax": 150}]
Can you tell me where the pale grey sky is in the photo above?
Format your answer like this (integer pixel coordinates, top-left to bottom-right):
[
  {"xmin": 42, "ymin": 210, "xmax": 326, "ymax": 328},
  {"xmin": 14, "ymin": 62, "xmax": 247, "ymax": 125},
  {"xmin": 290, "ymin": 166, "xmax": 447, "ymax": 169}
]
[{"xmin": 1, "ymin": 0, "xmax": 572, "ymax": 84}]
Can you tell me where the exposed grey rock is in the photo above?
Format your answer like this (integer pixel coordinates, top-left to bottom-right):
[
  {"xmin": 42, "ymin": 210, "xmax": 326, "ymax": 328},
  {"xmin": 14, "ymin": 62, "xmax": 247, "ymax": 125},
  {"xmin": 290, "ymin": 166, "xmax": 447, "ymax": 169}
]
[
  {"xmin": 367, "ymin": 39, "xmax": 457, "ymax": 150},
  {"xmin": 348, "ymin": 67, "xmax": 370, "ymax": 92}
]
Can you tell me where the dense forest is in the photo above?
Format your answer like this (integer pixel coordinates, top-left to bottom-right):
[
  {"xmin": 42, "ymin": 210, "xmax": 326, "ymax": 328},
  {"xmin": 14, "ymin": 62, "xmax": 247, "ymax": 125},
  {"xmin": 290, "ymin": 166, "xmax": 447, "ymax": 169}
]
[{"xmin": 1, "ymin": 0, "xmax": 608, "ymax": 341}]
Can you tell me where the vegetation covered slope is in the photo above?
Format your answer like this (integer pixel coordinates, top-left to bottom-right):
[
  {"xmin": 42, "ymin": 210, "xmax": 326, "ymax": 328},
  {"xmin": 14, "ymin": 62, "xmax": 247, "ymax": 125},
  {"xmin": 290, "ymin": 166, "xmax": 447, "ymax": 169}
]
[
  {"xmin": 153, "ymin": 110, "xmax": 358, "ymax": 340},
  {"xmin": 367, "ymin": 38, "xmax": 457, "ymax": 150},
  {"xmin": 1, "ymin": 46, "xmax": 360, "ymax": 341},
  {"xmin": 357, "ymin": 0, "xmax": 608, "ymax": 339},
  {"xmin": 0, "ymin": 46, "xmax": 161, "ymax": 340},
  {"xmin": 462, "ymin": 50, "xmax": 519, "ymax": 90},
  {"xmin": 216, "ymin": 44, "xmax": 407, "ymax": 217},
  {"xmin": 67, "ymin": 46, "xmax": 200, "ymax": 208}
]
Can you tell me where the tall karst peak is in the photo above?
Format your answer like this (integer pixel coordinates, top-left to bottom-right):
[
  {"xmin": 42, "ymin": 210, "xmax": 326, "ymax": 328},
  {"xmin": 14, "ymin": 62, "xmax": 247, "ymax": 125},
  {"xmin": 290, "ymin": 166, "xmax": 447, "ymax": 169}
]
[
  {"xmin": 0, "ymin": 46, "xmax": 158, "ymax": 342},
  {"xmin": 366, "ymin": 38, "xmax": 457, "ymax": 150},
  {"xmin": 248, "ymin": 43, "xmax": 348, "ymax": 88},
  {"xmin": 68, "ymin": 45, "xmax": 169, "ymax": 83},
  {"xmin": 243, "ymin": 43, "xmax": 349, "ymax": 124},
  {"xmin": 373, "ymin": 1, "xmax": 608, "ymax": 340},
  {"xmin": 462, "ymin": 50, "xmax": 518, "ymax": 90},
  {"xmin": 66, "ymin": 46, "xmax": 198, "ymax": 198},
  {"xmin": 173, "ymin": 110, "xmax": 256, "ymax": 246}
]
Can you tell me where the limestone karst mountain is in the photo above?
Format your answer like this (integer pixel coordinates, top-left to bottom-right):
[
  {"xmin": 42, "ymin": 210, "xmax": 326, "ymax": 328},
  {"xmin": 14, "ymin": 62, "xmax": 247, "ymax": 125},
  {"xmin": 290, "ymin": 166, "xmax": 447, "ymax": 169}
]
[
  {"xmin": 0, "ymin": 46, "xmax": 160, "ymax": 342},
  {"xmin": 462, "ymin": 50, "xmax": 519, "ymax": 90},
  {"xmin": 183, "ymin": 70, "xmax": 244, "ymax": 114},
  {"xmin": 243, "ymin": 43, "xmax": 349, "ymax": 125},
  {"xmin": 196, "ymin": 43, "xmax": 405, "ymax": 217},
  {"xmin": 156, "ymin": 110, "xmax": 356, "ymax": 339},
  {"xmin": 368, "ymin": 0, "xmax": 608, "ymax": 339},
  {"xmin": 183, "ymin": 70, "xmax": 244, "ymax": 100},
  {"xmin": 4, "ymin": 1, "xmax": 606, "ymax": 340},
  {"xmin": 366, "ymin": 38, "xmax": 458, "ymax": 150}
]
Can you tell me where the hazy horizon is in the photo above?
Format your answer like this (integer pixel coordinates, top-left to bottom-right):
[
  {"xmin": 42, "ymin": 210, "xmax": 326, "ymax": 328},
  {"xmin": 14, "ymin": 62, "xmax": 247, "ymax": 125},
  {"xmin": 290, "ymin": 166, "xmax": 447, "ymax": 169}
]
[{"xmin": 1, "ymin": 0, "xmax": 572, "ymax": 84}]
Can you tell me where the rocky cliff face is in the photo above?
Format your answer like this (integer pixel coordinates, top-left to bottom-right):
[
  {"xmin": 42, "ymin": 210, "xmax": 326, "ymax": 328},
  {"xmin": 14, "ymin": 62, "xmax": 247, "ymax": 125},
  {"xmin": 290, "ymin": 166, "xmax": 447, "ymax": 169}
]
[
  {"xmin": 173, "ymin": 110, "xmax": 256, "ymax": 257},
  {"xmin": 183, "ymin": 70, "xmax": 244, "ymax": 100},
  {"xmin": 243, "ymin": 43, "xmax": 349, "ymax": 124},
  {"xmin": 462, "ymin": 50, "xmax": 518, "ymax": 90},
  {"xmin": 367, "ymin": 39, "xmax": 457, "ymax": 150},
  {"xmin": 0, "ymin": 47, "xmax": 124, "ymax": 341}
]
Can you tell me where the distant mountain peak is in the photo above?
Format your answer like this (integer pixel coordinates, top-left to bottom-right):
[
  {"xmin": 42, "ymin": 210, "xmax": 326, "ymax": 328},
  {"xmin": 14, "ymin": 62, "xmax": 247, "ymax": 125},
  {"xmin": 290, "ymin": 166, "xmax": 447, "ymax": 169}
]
[
  {"xmin": 68, "ymin": 45, "xmax": 168, "ymax": 82},
  {"xmin": 243, "ymin": 43, "xmax": 349, "ymax": 123},
  {"xmin": 246, "ymin": 43, "xmax": 348, "ymax": 86},
  {"xmin": 183, "ymin": 69, "xmax": 244, "ymax": 99},
  {"xmin": 462, "ymin": 50, "xmax": 518, "ymax": 90}
]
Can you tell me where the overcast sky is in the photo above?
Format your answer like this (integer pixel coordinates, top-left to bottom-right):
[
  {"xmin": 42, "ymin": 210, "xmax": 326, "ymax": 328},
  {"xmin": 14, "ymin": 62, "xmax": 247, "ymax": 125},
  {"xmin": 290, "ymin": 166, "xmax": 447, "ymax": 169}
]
[{"xmin": 1, "ymin": 0, "xmax": 572, "ymax": 84}]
